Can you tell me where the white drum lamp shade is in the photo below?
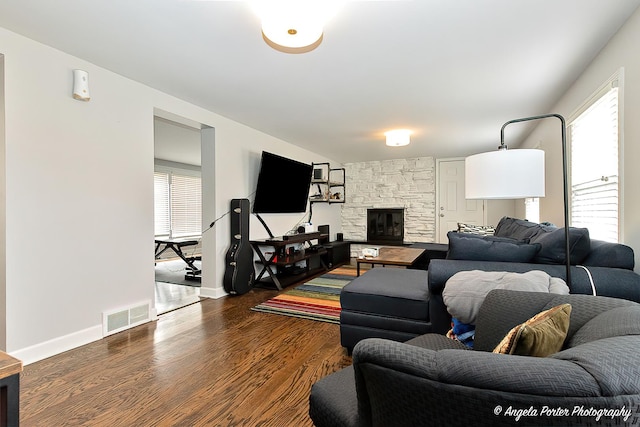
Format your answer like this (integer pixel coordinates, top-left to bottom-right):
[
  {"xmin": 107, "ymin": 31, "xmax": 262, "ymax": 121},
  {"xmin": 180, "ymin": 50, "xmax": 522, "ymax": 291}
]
[{"xmin": 465, "ymin": 149, "xmax": 545, "ymax": 199}]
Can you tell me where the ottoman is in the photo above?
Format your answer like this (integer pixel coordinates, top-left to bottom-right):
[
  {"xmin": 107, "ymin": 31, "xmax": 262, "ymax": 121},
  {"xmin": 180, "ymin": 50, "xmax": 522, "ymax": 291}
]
[{"xmin": 340, "ymin": 268, "xmax": 437, "ymax": 352}]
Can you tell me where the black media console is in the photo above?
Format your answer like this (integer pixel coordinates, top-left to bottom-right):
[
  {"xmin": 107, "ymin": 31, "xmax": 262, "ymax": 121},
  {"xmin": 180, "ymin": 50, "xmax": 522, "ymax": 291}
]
[{"xmin": 250, "ymin": 232, "xmax": 329, "ymax": 290}]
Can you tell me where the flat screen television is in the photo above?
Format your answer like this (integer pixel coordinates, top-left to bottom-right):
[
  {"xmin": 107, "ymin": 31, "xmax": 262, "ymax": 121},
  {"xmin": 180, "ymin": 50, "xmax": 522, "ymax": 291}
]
[{"xmin": 252, "ymin": 151, "xmax": 313, "ymax": 214}]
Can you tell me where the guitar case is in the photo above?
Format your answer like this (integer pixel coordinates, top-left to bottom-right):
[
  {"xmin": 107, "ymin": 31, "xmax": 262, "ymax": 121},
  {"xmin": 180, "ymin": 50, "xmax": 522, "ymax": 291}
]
[{"xmin": 223, "ymin": 198, "xmax": 255, "ymax": 295}]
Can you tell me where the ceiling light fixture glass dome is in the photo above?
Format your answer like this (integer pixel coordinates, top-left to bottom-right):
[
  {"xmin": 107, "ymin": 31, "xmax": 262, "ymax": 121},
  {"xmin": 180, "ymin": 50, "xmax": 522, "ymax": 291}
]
[
  {"xmin": 251, "ymin": 1, "xmax": 344, "ymax": 54},
  {"xmin": 385, "ymin": 129, "xmax": 412, "ymax": 147}
]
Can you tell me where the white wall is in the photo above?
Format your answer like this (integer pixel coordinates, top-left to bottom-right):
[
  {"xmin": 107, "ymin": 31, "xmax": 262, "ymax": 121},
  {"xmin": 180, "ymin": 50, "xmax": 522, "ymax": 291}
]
[
  {"xmin": 154, "ymin": 117, "xmax": 201, "ymax": 166},
  {"xmin": 521, "ymin": 7, "xmax": 640, "ymax": 268},
  {"xmin": 0, "ymin": 27, "xmax": 341, "ymax": 363}
]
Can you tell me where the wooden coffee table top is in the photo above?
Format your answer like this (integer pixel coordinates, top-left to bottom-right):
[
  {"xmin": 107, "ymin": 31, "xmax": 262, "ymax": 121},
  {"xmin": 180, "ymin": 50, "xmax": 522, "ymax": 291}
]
[{"xmin": 358, "ymin": 247, "xmax": 425, "ymax": 266}]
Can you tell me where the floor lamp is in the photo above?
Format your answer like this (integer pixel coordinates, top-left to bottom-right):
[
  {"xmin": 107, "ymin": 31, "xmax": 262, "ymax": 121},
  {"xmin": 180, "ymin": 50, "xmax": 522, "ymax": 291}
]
[{"xmin": 465, "ymin": 114, "xmax": 571, "ymax": 285}]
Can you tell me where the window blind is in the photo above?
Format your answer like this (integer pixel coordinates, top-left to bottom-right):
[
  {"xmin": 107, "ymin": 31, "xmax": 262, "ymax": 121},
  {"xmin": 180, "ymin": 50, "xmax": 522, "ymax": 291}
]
[
  {"xmin": 170, "ymin": 174, "xmax": 202, "ymax": 237},
  {"xmin": 569, "ymin": 84, "xmax": 619, "ymax": 242},
  {"xmin": 154, "ymin": 172, "xmax": 170, "ymax": 236},
  {"xmin": 154, "ymin": 168, "xmax": 202, "ymax": 238}
]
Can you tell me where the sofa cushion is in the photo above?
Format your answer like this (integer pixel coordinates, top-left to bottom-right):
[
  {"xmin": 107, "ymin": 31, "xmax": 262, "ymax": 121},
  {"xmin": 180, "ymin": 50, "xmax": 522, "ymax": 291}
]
[
  {"xmin": 436, "ymin": 349, "xmax": 601, "ymax": 397},
  {"xmin": 446, "ymin": 232, "xmax": 540, "ymax": 262},
  {"xmin": 531, "ymin": 227, "xmax": 591, "ymax": 265},
  {"xmin": 551, "ymin": 335, "xmax": 640, "ymax": 395},
  {"xmin": 493, "ymin": 303, "xmax": 571, "ymax": 357},
  {"xmin": 494, "ymin": 216, "xmax": 548, "ymax": 241},
  {"xmin": 567, "ymin": 306, "xmax": 640, "ymax": 348},
  {"xmin": 340, "ymin": 268, "xmax": 430, "ymax": 321},
  {"xmin": 582, "ymin": 239, "xmax": 635, "ymax": 270},
  {"xmin": 495, "ymin": 217, "xmax": 592, "ymax": 265}
]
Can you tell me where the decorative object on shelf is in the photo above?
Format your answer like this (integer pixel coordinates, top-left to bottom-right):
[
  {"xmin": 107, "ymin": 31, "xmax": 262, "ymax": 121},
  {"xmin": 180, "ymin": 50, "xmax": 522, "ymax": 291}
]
[
  {"xmin": 310, "ymin": 162, "xmax": 345, "ymax": 204},
  {"xmin": 465, "ymin": 113, "xmax": 571, "ymax": 284}
]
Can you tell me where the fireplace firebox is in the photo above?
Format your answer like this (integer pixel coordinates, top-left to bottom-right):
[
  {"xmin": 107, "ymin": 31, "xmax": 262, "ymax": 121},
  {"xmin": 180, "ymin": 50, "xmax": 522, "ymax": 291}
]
[{"xmin": 367, "ymin": 208, "xmax": 404, "ymax": 243}]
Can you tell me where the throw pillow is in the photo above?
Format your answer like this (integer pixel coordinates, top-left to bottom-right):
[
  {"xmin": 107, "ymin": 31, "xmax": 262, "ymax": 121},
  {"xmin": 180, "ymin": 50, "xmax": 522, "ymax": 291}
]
[
  {"xmin": 493, "ymin": 303, "xmax": 572, "ymax": 357},
  {"xmin": 494, "ymin": 216, "xmax": 550, "ymax": 241},
  {"xmin": 531, "ymin": 227, "xmax": 591, "ymax": 265},
  {"xmin": 446, "ymin": 231, "xmax": 540, "ymax": 262},
  {"xmin": 457, "ymin": 222, "xmax": 495, "ymax": 236}
]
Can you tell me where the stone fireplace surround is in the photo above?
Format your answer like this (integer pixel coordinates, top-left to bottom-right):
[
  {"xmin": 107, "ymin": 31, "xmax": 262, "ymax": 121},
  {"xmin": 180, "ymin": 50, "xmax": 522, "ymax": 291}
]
[{"xmin": 340, "ymin": 157, "xmax": 436, "ymax": 256}]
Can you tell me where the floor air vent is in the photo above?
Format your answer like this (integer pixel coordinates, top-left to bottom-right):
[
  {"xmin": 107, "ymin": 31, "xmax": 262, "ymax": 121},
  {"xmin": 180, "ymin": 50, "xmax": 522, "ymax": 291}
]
[{"xmin": 103, "ymin": 300, "xmax": 151, "ymax": 337}]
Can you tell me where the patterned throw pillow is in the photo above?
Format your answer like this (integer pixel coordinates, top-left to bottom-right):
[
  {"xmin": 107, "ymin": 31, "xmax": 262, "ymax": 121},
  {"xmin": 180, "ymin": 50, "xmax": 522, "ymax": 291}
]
[
  {"xmin": 493, "ymin": 304, "xmax": 572, "ymax": 357},
  {"xmin": 457, "ymin": 222, "xmax": 495, "ymax": 236}
]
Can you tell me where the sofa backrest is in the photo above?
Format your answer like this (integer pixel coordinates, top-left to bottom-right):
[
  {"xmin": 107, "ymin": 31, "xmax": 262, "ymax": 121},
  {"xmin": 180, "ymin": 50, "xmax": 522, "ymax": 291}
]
[
  {"xmin": 582, "ymin": 239, "xmax": 635, "ymax": 269},
  {"xmin": 494, "ymin": 216, "xmax": 635, "ymax": 269},
  {"xmin": 473, "ymin": 290, "xmax": 639, "ymax": 352},
  {"xmin": 494, "ymin": 216, "xmax": 592, "ymax": 265}
]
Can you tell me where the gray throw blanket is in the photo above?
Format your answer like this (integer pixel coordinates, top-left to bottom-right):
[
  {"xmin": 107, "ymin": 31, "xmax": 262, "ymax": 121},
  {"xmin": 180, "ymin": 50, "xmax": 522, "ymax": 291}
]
[{"xmin": 443, "ymin": 270, "xmax": 569, "ymax": 325}]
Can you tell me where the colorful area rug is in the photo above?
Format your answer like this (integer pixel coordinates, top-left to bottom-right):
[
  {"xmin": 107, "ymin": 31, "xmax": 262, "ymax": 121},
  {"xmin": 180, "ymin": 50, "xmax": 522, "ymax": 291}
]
[{"xmin": 251, "ymin": 271, "xmax": 355, "ymax": 323}]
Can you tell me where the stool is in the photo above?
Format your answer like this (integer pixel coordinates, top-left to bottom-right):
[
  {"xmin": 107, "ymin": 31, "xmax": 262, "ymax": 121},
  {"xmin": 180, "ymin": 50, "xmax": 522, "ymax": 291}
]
[{"xmin": 339, "ymin": 268, "xmax": 436, "ymax": 352}]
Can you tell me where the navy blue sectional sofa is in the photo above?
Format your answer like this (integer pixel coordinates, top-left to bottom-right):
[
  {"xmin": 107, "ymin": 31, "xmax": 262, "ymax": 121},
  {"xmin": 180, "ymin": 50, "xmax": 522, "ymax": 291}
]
[
  {"xmin": 339, "ymin": 217, "xmax": 640, "ymax": 351},
  {"xmin": 425, "ymin": 217, "xmax": 640, "ymax": 334}
]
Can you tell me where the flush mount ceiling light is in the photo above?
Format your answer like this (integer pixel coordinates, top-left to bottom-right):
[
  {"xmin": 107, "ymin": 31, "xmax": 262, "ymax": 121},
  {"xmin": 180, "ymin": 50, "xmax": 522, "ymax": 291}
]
[
  {"xmin": 385, "ymin": 129, "xmax": 412, "ymax": 147},
  {"xmin": 251, "ymin": 1, "xmax": 344, "ymax": 54}
]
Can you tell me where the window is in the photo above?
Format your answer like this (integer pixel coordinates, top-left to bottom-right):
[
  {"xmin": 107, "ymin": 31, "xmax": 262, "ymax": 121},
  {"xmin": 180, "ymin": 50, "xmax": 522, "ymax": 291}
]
[
  {"xmin": 524, "ymin": 197, "xmax": 540, "ymax": 224},
  {"xmin": 568, "ymin": 74, "xmax": 620, "ymax": 242},
  {"xmin": 154, "ymin": 167, "xmax": 202, "ymax": 238}
]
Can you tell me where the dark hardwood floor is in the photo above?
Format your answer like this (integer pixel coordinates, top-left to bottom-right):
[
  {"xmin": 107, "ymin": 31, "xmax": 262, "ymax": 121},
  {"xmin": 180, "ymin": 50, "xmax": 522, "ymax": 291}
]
[{"xmin": 20, "ymin": 280, "xmax": 353, "ymax": 426}]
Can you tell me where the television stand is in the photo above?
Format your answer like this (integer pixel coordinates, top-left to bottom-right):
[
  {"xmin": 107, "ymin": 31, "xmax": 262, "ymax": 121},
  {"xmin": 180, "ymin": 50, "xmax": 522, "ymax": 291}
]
[{"xmin": 250, "ymin": 232, "xmax": 328, "ymax": 290}]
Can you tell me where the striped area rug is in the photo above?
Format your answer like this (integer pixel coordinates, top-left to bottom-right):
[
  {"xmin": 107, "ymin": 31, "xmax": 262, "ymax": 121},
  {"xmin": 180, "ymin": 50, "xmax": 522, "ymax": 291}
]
[{"xmin": 251, "ymin": 271, "xmax": 355, "ymax": 323}]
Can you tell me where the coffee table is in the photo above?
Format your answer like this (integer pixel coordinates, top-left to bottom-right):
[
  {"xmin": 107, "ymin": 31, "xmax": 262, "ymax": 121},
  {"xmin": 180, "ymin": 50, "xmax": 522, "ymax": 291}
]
[{"xmin": 356, "ymin": 246, "xmax": 426, "ymax": 276}]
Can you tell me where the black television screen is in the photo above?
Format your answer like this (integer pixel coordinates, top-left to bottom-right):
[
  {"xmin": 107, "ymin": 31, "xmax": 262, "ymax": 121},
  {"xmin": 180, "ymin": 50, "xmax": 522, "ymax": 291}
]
[{"xmin": 252, "ymin": 151, "xmax": 313, "ymax": 213}]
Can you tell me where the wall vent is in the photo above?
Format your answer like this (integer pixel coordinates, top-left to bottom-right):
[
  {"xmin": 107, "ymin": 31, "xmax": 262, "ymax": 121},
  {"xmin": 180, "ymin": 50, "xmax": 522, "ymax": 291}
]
[{"xmin": 102, "ymin": 300, "xmax": 151, "ymax": 337}]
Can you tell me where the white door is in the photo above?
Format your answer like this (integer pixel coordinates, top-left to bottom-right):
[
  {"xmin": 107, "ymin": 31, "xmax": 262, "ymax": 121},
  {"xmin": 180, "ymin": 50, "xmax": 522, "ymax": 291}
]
[{"xmin": 437, "ymin": 159, "xmax": 486, "ymax": 242}]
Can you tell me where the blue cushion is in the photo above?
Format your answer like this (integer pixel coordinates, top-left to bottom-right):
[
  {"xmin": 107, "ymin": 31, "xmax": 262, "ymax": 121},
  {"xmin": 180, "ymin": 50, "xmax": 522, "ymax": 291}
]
[
  {"xmin": 582, "ymin": 239, "xmax": 634, "ymax": 269},
  {"xmin": 494, "ymin": 217, "xmax": 548, "ymax": 241},
  {"xmin": 446, "ymin": 232, "xmax": 540, "ymax": 262},
  {"xmin": 531, "ymin": 227, "xmax": 591, "ymax": 265}
]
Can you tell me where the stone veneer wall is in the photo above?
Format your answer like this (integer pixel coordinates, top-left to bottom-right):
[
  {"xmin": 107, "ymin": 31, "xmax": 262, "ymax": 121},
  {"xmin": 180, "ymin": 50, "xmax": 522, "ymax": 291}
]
[{"xmin": 341, "ymin": 157, "xmax": 436, "ymax": 244}]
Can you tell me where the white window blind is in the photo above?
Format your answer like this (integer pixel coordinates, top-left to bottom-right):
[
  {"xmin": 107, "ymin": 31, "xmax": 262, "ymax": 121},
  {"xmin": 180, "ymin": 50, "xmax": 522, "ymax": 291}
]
[
  {"xmin": 154, "ymin": 172, "xmax": 170, "ymax": 236},
  {"xmin": 569, "ymin": 82, "xmax": 619, "ymax": 243},
  {"xmin": 154, "ymin": 168, "xmax": 202, "ymax": 238},
  {"xmin": 524, "ymin": 198, "xmax": 540, "ymax": 224},
  {"xmin": 170, "ymin": 174, "xmax": 202, "ymax": 237}
]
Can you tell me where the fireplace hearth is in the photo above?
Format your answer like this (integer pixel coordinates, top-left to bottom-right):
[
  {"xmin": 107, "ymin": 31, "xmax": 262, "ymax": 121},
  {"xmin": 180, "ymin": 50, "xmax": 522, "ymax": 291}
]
[{"xmin": 367, "ymin": 208, "xmax": 404, "ymax": 243}]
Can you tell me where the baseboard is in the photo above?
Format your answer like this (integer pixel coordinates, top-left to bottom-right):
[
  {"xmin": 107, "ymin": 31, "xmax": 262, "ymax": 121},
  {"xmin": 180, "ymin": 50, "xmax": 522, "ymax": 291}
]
[
  {"xmin": 199, "ymin": 286, "xmax": 227, "ymax": 299},
  {"xmin": 12, "ymin": 310, "xmax": 158, "ymax": 366},
  {"xmin": 12, "ymin": 324, "xmax": 103, "ymax": 366}
]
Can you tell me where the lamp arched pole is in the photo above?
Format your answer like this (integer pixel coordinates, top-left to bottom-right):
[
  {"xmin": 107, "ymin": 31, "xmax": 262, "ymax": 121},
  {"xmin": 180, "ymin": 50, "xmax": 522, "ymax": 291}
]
[{"xmin": 500, "ymin": 114, "xmax": 571, "ymax": 286}]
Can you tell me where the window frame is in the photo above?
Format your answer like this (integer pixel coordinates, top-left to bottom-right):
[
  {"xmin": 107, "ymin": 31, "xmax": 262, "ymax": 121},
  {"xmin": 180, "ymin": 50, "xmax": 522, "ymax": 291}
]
[{"xmin": 567, "ymin": 68, "xmax": 624, "ymax": 242}]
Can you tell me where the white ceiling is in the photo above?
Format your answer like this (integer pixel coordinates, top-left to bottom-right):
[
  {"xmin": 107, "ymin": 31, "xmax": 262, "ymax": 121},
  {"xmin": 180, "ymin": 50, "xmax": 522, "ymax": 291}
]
[{"xmin": 1, "ymin": 0, "xmax": 639, "ymax": 163}]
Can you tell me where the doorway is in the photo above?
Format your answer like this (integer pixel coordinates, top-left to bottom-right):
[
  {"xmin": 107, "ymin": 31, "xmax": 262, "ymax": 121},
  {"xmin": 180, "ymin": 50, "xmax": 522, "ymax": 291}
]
[
  {"xmin": 153, "ymin": 116, "xmax": 203, "ymax": 313},
  {"xmin": 436, "ymin": 158, "xmax": 486, "ymax": 243}
]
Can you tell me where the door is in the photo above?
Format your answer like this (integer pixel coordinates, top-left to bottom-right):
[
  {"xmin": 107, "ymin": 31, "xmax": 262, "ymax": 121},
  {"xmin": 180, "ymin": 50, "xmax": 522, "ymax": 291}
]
[{"xmin": 437, "ymin": 159, "xmax": 486, "ymax": 242}]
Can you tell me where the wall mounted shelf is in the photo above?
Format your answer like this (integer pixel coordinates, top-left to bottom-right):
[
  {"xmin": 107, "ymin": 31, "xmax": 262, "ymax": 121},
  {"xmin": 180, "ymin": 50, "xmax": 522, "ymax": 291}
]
[{"xmin": 310, "ymin": 162, "xmax": 345, "ymax": 204}]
